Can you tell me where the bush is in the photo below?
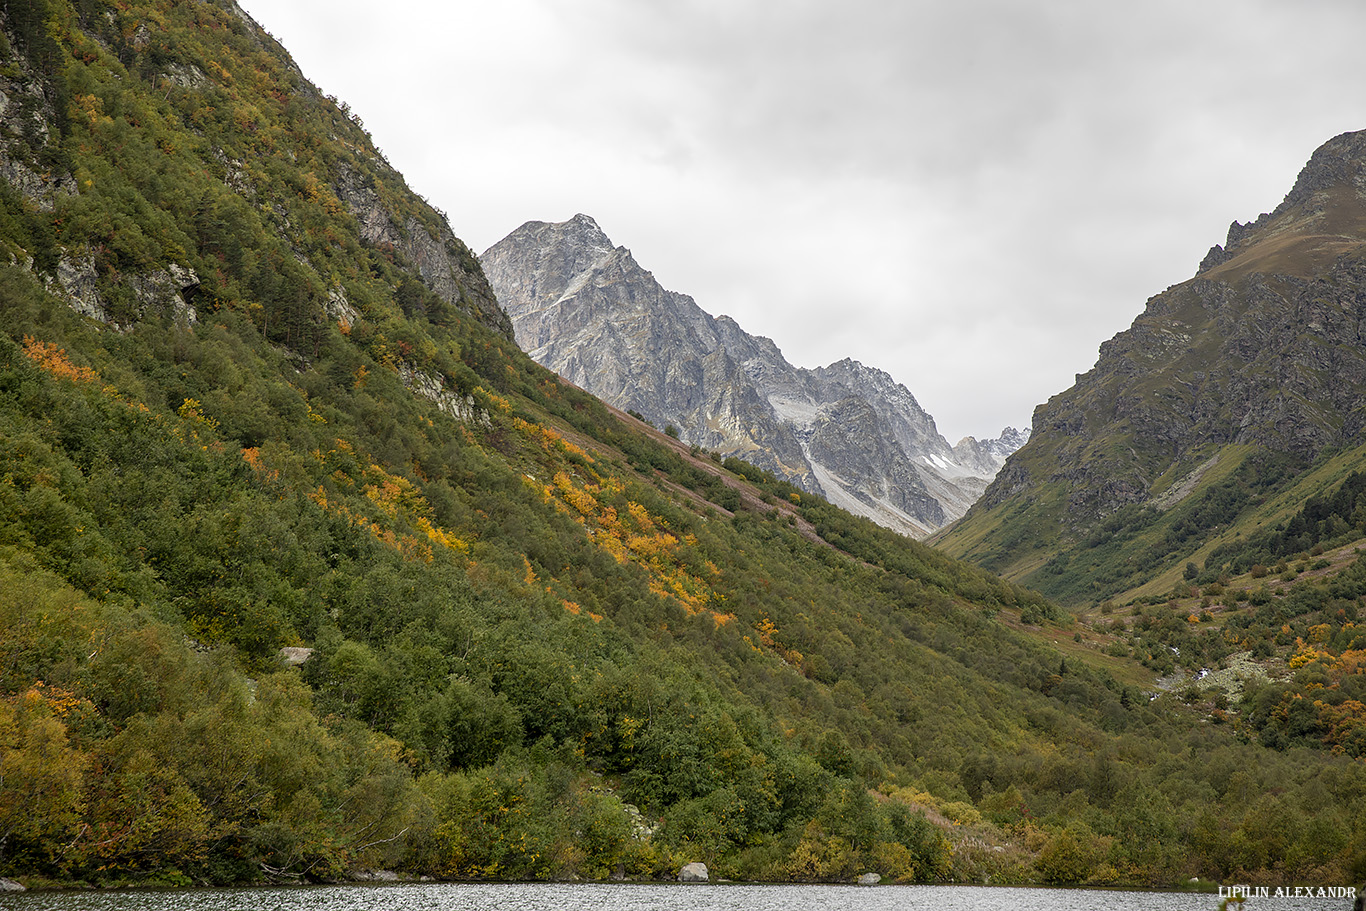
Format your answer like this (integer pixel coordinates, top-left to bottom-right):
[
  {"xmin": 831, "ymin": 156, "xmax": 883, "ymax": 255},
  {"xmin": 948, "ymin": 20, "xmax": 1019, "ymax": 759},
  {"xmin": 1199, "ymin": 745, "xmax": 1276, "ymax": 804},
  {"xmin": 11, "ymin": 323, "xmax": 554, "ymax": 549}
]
[{"xmin": 1036, "ymin": 827, "xmax": 1097, "ymax": 884}]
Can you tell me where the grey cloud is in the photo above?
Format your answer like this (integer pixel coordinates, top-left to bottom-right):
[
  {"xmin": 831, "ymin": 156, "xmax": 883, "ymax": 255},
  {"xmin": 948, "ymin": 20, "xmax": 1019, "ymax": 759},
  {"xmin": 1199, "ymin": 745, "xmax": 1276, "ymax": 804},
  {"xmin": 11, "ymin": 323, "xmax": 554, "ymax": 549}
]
[{"xmin": 243, "ymin": 0, "xmax": 1366, "ymax": 441}]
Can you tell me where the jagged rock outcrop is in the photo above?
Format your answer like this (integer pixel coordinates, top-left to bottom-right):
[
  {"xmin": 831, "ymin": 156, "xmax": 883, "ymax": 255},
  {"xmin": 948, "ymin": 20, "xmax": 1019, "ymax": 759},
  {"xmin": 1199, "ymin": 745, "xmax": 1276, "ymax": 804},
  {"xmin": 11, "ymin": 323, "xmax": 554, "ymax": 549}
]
[
  {"xmin": 481, "ymin": 214, "xmax": 1025, "ymax": 537},
  {"xmin": 333, "ymin": 162, "xmax": 510, "ymax": 338},
  {"xmin": 43, "ymin": 252, "xmax": 199, "ymax": 327},
  {"xmin": 942, "ymin": 128, "xmax": 1366, "ymax": 578},
  {"xmin": 398, "ymin": 363, "xmax": 492, "ymax": 427},
  {"xmin": 0, "ymin": 37, "xmax": 77, "ymax": 213}
]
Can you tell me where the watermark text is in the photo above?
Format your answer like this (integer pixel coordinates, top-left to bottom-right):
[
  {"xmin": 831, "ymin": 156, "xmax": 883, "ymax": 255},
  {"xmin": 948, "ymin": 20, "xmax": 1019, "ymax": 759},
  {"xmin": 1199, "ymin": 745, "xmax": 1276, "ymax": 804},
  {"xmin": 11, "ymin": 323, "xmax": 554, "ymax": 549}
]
[{"xmin": 1219, "ymin": 885, "xmax": 1357, "ymax": 899}]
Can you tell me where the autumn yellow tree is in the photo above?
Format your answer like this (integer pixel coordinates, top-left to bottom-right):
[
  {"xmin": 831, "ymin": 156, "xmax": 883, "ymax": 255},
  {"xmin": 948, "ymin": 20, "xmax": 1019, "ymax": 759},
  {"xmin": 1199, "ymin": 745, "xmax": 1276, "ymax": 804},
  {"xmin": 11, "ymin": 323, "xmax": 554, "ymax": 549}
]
[{"xmin": 0, "ymin": 688, "xmax": 89, "ymax": 866}]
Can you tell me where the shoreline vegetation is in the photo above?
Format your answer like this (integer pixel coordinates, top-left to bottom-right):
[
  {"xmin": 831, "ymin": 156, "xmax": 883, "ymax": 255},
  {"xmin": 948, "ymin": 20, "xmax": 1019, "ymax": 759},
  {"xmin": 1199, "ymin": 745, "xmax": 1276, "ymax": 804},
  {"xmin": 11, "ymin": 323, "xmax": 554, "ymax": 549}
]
[
  {"xmin": 0, "ymin": 871, "xmax": 1235, "ymax": 894},
  {"xmin": 4, "ymin": 0, "xmax": 1366, "ymax": 893}
]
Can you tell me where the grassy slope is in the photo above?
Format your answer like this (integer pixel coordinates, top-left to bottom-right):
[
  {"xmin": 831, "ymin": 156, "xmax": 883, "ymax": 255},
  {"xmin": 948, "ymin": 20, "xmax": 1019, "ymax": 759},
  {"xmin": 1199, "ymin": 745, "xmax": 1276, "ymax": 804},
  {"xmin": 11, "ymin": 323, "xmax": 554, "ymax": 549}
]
[{"xmin": 941, "ymin": 435, "xmax": 1366, "ymax": 609}]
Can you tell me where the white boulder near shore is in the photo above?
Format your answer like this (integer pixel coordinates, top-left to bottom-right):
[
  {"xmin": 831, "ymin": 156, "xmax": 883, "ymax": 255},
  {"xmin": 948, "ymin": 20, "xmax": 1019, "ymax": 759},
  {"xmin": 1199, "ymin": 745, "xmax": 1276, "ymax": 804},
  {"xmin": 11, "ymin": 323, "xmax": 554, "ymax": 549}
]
[{"xmin": 678, "ymin": 862, "xmax": 709, "ymax": 883}]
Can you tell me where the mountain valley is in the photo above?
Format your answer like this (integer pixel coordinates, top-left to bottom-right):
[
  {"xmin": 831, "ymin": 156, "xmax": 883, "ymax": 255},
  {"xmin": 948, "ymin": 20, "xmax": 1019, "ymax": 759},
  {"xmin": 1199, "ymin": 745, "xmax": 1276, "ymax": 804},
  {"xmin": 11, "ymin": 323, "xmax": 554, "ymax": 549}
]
[{"xmin": 3, "ymin": 0, "xmax": 1366, "ymax": 893}]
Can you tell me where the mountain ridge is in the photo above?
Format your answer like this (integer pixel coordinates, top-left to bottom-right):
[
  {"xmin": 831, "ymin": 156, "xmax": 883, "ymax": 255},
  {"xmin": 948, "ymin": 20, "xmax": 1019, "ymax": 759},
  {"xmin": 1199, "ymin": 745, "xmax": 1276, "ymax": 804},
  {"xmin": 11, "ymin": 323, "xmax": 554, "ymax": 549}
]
[
  {"xmin": 482, "ymin": 213, "xmax": 1025, "ymax": 537},
  {"xmin": 938, "ymin": 128, "xmax": 1366, "ymax": 603}
]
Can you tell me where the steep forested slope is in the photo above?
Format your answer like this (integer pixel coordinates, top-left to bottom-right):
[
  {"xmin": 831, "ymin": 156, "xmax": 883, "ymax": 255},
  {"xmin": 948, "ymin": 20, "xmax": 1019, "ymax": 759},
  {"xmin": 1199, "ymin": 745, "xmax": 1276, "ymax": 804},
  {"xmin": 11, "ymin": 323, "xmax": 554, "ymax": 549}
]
[{"xmin": 3, "ymin": 0, "xmax": 1366, "ymax": 891}]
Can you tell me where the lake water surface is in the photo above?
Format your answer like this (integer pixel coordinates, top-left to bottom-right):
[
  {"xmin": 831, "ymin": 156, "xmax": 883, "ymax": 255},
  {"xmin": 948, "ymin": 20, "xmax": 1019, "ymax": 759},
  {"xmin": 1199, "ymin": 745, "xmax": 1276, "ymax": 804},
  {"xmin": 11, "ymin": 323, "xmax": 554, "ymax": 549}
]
[{"xmin": 0, "ymin": 882, "xmax": 1355, "ymax": 911}]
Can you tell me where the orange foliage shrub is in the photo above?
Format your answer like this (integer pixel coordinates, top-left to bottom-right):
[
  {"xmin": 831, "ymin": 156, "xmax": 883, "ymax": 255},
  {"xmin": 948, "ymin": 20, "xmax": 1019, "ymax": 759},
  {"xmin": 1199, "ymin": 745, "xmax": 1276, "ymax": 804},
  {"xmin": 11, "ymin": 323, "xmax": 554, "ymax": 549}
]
[{"xmin": 22, "ymin": 336, "xmax": 100, "ymax": 384}]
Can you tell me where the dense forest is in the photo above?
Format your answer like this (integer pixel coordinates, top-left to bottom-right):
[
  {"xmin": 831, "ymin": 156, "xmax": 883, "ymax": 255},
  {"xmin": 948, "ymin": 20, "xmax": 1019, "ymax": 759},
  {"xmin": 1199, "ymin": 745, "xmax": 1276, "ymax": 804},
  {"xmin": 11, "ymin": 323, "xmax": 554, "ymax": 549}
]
[{"xmin": 4, "ymin": 0, "xmax": 1366, "ymax": 892}]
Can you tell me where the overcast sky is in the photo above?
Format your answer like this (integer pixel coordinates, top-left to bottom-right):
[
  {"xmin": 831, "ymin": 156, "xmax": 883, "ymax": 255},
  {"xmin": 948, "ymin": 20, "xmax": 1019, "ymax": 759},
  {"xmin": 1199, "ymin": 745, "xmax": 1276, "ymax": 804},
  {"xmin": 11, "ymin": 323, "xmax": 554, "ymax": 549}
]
[{"xmin": 240, "ymin": 0, "xmax": 1364, "ymax": 442}]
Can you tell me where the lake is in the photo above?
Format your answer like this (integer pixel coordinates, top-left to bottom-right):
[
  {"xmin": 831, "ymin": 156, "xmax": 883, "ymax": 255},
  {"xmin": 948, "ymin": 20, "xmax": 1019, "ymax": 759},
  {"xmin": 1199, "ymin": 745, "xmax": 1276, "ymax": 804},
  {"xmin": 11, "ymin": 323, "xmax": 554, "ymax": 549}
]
[{"xmin": 0, "ymin": 882, "xmax": 1356, "ymax": 911}]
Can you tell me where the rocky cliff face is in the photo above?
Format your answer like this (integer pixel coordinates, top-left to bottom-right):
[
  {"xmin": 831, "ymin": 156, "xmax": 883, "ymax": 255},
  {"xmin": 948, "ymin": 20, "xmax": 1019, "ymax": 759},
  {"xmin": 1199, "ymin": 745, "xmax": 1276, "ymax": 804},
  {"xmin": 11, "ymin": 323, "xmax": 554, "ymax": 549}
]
[
  {"xmin": 481, "ymin": 214, "xmax": 1024, "ymax": 537},
  {"xmin": 333, "ymin": 161, "xmax": 509, "ymax": 338},
  {"xmin": 941, "ymin": 129, "xmax": 1366, "ymax": 581}
]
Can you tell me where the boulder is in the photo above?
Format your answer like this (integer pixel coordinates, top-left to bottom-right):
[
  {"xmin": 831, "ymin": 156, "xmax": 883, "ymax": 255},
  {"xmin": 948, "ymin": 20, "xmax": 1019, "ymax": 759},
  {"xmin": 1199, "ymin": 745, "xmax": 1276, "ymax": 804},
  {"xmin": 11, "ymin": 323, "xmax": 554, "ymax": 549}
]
[
  {"xmin": 279, "ymin": 646, "xmax": 314, "ymax": 667},
  {"xmin": 678, "ymin": 862, "xmax": 708, "ymax": 883},
  {"xmin": 349, "ymin": 869, "xmax": 400, "ymax": 882},
  {"xmin": 0, "ymin": 879, "xmax": 25, "ymax": 892},
  {"xmin": 857, "ymin": 872, "xmax": 882, "ymax": 885}
]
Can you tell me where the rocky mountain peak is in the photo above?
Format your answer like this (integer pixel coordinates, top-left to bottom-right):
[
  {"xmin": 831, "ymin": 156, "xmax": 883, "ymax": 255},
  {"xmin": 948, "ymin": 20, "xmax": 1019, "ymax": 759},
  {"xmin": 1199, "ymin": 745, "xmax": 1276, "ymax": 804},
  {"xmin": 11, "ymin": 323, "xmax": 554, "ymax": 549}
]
[
  {"xmin": 1280, "ymin": 129, "xmax": 1366, "ymax": 210},
  {"xmin": 942, "ymin": 128, "xmax": 1366, "ymax": 589},
  {"xmin": 989, "ymin": 426, "xmax": 1030, "ymax": 456},
  {"xmin": 482, "ymin": 215, "xmax": 1026, "ymax": 537},
  {"xmin": 556, "ymin": 213, "xmax": 619, "ymax": 264},
  {"xmin": 1198, "ymin": 128, "xmax": 1366, "ymax": 278}
]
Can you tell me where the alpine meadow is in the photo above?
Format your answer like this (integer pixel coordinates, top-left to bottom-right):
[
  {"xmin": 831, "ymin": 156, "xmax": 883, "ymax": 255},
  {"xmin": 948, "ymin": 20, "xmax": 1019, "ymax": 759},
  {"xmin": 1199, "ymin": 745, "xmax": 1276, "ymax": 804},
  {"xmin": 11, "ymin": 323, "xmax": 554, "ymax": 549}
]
[{"xmin": 4, "ymin": 0, "xmax": 1366, "ymax": 893}]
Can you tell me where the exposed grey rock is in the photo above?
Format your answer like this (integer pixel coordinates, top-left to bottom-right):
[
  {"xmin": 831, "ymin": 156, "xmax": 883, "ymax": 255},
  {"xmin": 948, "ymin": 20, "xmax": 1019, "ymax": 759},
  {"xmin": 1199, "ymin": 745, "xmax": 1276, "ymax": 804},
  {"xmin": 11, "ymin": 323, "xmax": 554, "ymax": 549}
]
[
  {"xmin": 1197, "ymin": 243, "xmax": 1230, "ymax": 273},
  {"xmin": 985, "ymin": 426, "xmax": 1030, "ymax": 461},
  {"xmin": 857, "ymin": 872, "xmax": 882, "ymax": 885},
  {"xmin": 482, "ymin": 215, "xmax": 1026, "ymax": 537},
  {"xmin": 50, "ymin": 252, "xmax": 109, "ymax": 323},
  {"xmin": 806, "ymin": 394, "xmax": 946, "ymax": 529},
  {"xmin": 0, "ymin": 67, "xmax": 77, "ymax": 212},
  {"xmin": 279, "ymin": 647, "xmax": 314, "ymax": 666},
  {"xmin": 945, "ymin": 427, "xmax": 1031, "ymax": 514},
  {"xmin": 325, "ymin": 287, "xmax": 360, "ymax": 331},
  {"xmin": 336, "ymin": 162, "xmax": 401, "ymax": 248},
  {"xmin": 1278, "ymin": 129, "xmax": 1366, "ymax": 211},
  {"xmin": 1149, "ymin": 454, "xmax": 1221, "ymax": 511},
  {"xmin": 212, "ymin": 148, "xmax": 254, "ymax": 198},
  {"xmin": 47, "ymin": 255, "xmax": 201, "ymax": 327},
  {"xmin": 0, "ymin": 154, "xmax": 75, "ymax": 212},
  {"xmin": 678, "ymin": 862, "xmax": 709, "ymax": 883},
  {"xmin": 0, "ymin": 0, "xmax": 505, "ymax": 349},
  {"xmin": 0, "ymin": 56, "xmax": 207, "ymax": 333},
  {"xmin": 162, "ymin": 63, "xmax": 208, "ymax": 90},
  {"xmin": 621, "ymin": 802, "xmax": 657, "ymax": 839},
  {"xmin": 129, "ymin": 264, "xmax": 200, "ymax": 325},
  {"xmin": 334, "ymin": 162, "xmax": 511, "ymax": 338},
  {"xmin": 0, "ymin": 878, "xmax": 24, "ymax": 892},
  {"xmin": 221, "ymin": 0, "xmax": 259, "ymax": 29},
  {"xmin": 398, "ymin": 364, "xmax": 491, "ymax": 427}
]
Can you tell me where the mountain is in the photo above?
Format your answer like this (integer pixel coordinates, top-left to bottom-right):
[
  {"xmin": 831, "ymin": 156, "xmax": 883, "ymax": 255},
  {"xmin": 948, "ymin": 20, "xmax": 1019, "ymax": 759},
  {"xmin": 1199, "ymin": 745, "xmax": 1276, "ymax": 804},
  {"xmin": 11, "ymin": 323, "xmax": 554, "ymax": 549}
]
[
  {"xmin": 481, "ymin": 214, "xmax": 1025, "ymax": 537},
  {"xmin": 937, "ymin": 129, "xmax": 1366, "ymax": 604},
  {"xmin": 4, "ymin": 0, "xmax": 1366, "ymax": 892}
]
